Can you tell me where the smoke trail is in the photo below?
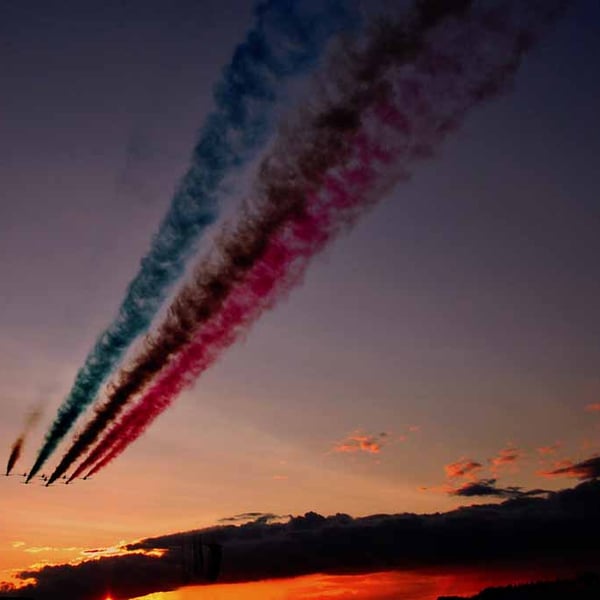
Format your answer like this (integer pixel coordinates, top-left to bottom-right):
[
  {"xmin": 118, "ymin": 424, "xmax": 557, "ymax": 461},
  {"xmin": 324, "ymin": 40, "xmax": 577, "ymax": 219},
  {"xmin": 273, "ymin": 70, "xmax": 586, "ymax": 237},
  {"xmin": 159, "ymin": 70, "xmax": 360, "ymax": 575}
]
[
  {"xmin": 6, "ymin": 407, "xmax": 43, "ymax": 476},
  {"xmin": 27, "ymin": 0, "xmax": 360, "ymax": 482},
  {"xmin": 51, "ymin": 0, "xmax": 476, "ymax": 485},
  {"xmin": 67, "ymin": 0, "xmax": 566, "ymax": 482},
  {"xmin": 79, "ymin": 157, "xmax": 383, "ymax": 480},
  {"xmin": 6, "ymin": 437, "xmax": 24, "ymax": 477}
]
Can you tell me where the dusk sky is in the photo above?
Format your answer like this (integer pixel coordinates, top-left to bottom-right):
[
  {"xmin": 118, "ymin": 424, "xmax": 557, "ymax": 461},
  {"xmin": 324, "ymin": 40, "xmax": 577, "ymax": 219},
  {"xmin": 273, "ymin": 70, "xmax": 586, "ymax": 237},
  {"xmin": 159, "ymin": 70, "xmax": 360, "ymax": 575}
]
[{"xmin": 1, "ymin": 1, "xmax": 600, "ymax": 598}]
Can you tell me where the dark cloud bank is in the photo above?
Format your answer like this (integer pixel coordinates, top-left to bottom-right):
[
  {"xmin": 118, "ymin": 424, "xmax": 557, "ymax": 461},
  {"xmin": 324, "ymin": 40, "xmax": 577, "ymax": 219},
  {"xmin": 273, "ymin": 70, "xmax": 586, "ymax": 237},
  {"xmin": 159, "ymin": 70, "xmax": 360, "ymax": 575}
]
[
  {"xmin": 4, "ymin": 480, "xmax": 600, "ymax": 599},
  {"xmin": 450, "ymin": 478, "xmax": 549, "ymax": 499}
]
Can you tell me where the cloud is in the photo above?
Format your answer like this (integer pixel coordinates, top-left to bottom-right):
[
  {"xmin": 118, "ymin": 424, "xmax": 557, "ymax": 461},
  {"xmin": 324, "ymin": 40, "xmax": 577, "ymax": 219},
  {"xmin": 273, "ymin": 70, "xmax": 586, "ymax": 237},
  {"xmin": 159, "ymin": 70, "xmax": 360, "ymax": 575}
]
[
  {"xmin": 540, "ymin": 455, "xmax": 600, "ymax": 481},
  {"xmin": 332, "ymin": 431, "xmax": 388, "ymax": 455},
  {"xmin": 450, "ymin": 479, "xmax": 548, "ymax": 499},
  {"xmin": 218, "ymin": 513, "xmax": 285, "ymax": 525},
  {"xmin": 585, "ymin": 403, "xmax": 600, "ymax": 412},
  {"xmin": 23, "ymin": 547, "xmax": 54, "ymax": 555},
  {"xmin": 431, "ymin": 447, "xmax": 528, "ymax": 497},
  {"xmin": 450, "ymin": 478, "xmax": 506, "ymax": 498},
  {"xmin": 444, "ymin": 459, "xmax": 482, "ymax": 480},
  {"xmin": 489, "ymin": 446, "xmax": 522, "ymax": 474},
  {"xmin": 537, "ymin": 443, "xmax": 561, "ymax": 456},
  {"xmin": 8, "ymin": 480, "xmax": 600, "ymax": 599},
  {"xmin": 7, "ymin": 551, "xmax": 176, "ymax": 600}
]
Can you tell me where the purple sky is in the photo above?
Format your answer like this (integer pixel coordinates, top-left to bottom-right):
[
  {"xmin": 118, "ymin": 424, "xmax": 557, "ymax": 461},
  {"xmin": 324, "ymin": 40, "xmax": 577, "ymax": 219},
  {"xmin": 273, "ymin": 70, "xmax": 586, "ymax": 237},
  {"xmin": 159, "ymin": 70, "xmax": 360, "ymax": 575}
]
[{"xmin": 1, "ymin": 0, "xmax": 600, "ymax": 592}]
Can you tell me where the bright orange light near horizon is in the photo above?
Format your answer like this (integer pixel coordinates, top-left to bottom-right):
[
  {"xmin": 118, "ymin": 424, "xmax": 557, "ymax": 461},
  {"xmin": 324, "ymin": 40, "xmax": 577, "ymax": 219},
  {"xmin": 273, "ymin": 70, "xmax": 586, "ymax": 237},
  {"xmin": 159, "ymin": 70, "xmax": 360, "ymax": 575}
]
[{"xmin": 131, "ymin": 567, "xmax": 578, "ymax": 600}]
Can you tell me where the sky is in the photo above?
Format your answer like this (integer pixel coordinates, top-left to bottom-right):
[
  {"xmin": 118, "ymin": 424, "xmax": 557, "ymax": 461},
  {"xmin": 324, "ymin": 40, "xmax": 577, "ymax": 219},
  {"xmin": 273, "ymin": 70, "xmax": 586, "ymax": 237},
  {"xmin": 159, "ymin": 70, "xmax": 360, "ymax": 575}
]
[{"xmin": 1, "ymin": 0, "xmax": 600, "ymax": 598}]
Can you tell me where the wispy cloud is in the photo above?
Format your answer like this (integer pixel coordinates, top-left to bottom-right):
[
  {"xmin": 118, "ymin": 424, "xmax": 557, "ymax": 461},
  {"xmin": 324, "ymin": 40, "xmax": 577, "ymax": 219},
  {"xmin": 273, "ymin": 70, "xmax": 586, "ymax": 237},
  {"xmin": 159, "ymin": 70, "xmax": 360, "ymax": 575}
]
[
  {"xmin": 444, "ymin": 459, "xmax": 483, "ymax": 480},
  {"xmin": 78, "ymin": 542, "xmax": 156, "ymax": 559},
  {"xmin": 218, "ymin": 513, "xmax": 286, "ymax": 525},
  {"xmin": 10, "ymin": 542, "xmax": 84, "ymax": 555},
  {"xmin": 489, "ymin": 446, "xmax": 523, "ymax": 474},
  {"xmin": 537, "ymin": 443, "xmax": 561, "ymax": 456},
  {"xmin": 539, "ymin": 455, "xmax": 600, "ymax": 481},
  {"xmin": 428, "ymin": 444, "xmax": 530, "ymax": 498},
  {"xmin": 24, "ymin": 547, "xmax": 59, "ymax": 555},
  {"xmin": 332, "ymin": 431, "xmax": 389, "ymax": 455}
]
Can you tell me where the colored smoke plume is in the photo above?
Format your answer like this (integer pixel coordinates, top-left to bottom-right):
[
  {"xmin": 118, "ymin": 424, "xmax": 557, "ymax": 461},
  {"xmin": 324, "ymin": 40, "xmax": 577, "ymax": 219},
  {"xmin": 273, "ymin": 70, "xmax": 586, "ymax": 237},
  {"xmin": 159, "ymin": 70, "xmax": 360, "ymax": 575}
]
[
  {"xmin": 6, "ymin": 406, "xmax": 43, "ymax": 476},
  {"xmin": 68, "ymin": 0, "xmax": 567, "ymax": 481},
  {"xmin": 54, "ymin": 0, "xmax": 478, "ymax": 485},
  {"xmin": 27, "ymin": 0, "xmax": 359, "ymax": 482}
]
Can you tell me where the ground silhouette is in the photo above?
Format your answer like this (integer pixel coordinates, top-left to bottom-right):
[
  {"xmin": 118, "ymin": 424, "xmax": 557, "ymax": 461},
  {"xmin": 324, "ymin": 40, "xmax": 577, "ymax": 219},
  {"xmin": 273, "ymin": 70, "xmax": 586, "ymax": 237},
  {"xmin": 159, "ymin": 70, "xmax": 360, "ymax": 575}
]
[{"xmin": 439, "ymin": 572, "xmax": 600, "ymax": 600}]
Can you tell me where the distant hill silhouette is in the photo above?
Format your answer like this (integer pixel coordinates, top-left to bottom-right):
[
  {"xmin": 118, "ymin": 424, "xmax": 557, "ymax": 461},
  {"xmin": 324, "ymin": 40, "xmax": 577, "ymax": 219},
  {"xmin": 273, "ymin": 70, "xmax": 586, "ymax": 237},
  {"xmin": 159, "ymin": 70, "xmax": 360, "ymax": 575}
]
[{"xmin": 439, "ymin": 572, "xmax": 600, "ymax": 599}]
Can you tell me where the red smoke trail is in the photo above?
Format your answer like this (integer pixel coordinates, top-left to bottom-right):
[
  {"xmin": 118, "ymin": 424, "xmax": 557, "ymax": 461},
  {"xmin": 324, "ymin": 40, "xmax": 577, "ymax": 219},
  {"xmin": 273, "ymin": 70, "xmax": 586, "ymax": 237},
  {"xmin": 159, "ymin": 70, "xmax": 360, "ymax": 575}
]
[
  {"xmin": 83, "ymin": 151, "xmax": 384, "ymax": 479},
  {"xmin": 55, "ymin": 0, "xmax": 477, "ymax": 485},
  {"xmin": 73, "ymin": 135, "xmax": 387, "ymax": 480},
  {"xmin": 75, "ymin": 0, "xmax": 565, "ymax": 479}
]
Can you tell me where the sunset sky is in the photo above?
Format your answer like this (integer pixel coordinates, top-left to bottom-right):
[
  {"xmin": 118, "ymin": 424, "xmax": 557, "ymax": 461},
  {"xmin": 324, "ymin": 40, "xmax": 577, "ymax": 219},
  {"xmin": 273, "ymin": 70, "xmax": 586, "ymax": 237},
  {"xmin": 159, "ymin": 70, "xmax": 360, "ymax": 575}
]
[{"xmin": 1, "ymin": 1, "xmax": 600, "ymax": 598}]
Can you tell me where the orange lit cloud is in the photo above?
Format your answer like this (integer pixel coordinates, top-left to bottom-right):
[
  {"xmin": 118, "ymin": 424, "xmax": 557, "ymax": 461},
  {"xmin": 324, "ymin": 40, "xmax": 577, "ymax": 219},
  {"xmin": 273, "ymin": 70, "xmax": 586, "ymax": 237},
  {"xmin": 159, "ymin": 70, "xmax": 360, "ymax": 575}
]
[
  {"xmin": 218, "ymin": 513, "xmax": 285, "ymax": 525},
  {"xmin": 444, "ymin": 459, "xmax": 482, "ymax": 480},
  {"xmin": 333, "ymin": 431, "xmax": 388, "ymax": 455},
  {"xmin": 539, "ymin": 455, "xmax": 600, "ymax": 480},
  {"xmin": 537, "ymin": 443, "xmax": 561, "ymax": 456},
  {"xmin": 24, "ymin": 546, "xmax": 78, "ymax": 554},
  {"xmin": 421, "ymin": 458, "xmax": 483, "ymax": 495},
  {"xmin": 428, "ymin": 445, "xmax": 535, "ymax": 498},
  {"xmin": 538, "ymin": 458, "xmax": 574, "ymax": 474},
  {"xmin": 489, "ymin": 446, "xmax": 522, "ymax": 474},
  {"xmin": 585, "ymin": 403, "xmax": 600, "ymax": 412}
]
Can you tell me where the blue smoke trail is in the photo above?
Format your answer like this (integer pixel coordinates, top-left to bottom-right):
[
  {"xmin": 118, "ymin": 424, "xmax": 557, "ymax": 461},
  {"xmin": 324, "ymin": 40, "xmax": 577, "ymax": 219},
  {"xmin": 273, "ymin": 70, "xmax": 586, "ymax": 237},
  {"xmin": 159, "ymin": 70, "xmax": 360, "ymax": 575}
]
[{"xmin": 28, "ymin": 0, "xmax": 360, "ymax": 481}]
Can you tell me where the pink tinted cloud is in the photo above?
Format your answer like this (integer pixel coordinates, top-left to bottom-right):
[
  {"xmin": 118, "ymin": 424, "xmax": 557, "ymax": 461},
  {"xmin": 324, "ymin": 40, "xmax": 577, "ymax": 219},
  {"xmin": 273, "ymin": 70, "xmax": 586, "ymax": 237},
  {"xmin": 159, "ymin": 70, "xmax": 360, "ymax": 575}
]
[
  {"xmin": 444, "ymin": 459, "xmax": 482, "ymax": 481},
  {"xmin": 395, "ymin": 425, "xmax": 420, "ymax": 443},
  {"xmin": 537, "ymin": 443, "xmax": 561, "ymax": 456},
  {"xmin": 333, "ymin": 431, "xmax": 388, "ymax": 455},
  {"xmin": 539, "ymin": 455, "xmax": 600, "ymax": 480},
  {"xmin": 538, "ymin": 458, "xmax": 574, "ymax": 477},
  {"xmin": 489, "ymin": 446, "xmax": 522, "ymax": 474}
]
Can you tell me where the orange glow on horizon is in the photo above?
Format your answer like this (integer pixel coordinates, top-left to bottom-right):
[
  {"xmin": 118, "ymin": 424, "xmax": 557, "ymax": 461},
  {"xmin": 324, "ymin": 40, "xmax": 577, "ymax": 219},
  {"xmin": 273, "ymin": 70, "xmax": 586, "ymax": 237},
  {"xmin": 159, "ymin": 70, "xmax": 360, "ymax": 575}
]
[{"xmin": 130, "ymin": 567, "xmax": 574, "ymax": 600}]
